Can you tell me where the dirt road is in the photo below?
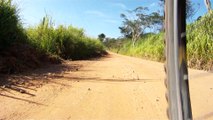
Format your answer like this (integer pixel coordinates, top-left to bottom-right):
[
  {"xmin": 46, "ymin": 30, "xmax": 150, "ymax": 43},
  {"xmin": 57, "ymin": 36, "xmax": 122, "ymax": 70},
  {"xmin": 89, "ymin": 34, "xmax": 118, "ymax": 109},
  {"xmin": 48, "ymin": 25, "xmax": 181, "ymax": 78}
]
[{"xmin": 0, "ymin": 53, "xmax": 213, "ymax": 120}]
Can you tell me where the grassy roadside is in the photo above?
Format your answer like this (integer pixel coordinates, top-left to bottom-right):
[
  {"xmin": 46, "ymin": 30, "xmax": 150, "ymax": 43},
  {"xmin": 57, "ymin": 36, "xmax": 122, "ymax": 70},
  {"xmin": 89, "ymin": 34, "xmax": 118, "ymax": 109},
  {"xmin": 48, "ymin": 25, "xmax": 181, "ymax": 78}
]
[
  {"xmin": 26, "ymin": 16, "xmax": 106, "ymax": 60},
  {"xmin": 106, "ymin": 11, "xmax": 213, "ymax": 71},
  {"xmin": 0, "ymin": 0, "xmax": 106, "ymax": 74},
  {"xmin": 108, "ymin": 33, "xmax": 164, "ymax": 62}
]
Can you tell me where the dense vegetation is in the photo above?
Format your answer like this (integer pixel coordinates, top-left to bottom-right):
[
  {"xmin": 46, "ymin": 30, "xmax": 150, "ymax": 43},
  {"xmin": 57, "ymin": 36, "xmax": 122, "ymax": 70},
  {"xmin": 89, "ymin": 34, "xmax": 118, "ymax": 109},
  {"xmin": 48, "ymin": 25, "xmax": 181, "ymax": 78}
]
[
  {"xmin": 105, "ymin": 33, "xmax": 164, "ymax": 61},
  {"xmin": 0, "ymin": 0, "xmax": 105, "ymax": 74},
  {"xmin": 187, "ymin": 11, "xmax": 213, "ymax": 70},
  {"xmin": 27, "ymin": 16, "xmax": 105, "ymax": 60},
  {"xmin": 0, "ymin": 0, "xmax": 28, "ymax": 50},
  {"xmin": 105, "ymin": 11, "xmax": 213, "ymax": 70}
]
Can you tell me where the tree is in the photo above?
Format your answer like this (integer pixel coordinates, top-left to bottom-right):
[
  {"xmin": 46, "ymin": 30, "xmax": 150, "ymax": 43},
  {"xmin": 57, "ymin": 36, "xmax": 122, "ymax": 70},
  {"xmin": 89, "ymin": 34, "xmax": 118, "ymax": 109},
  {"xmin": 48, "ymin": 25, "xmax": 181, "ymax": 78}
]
[
  {"xmin": 186, "ymin": 0, "xmax": 196, "ymax": 19},
  {"xmin": 98, "ymin": 33, "xmax": 105, "ymax": 42},
  {"xmin": 148, "ymin": 12, "xmax": 164, "ymax": 32},
  {"xmin": 119, "ymin": 7, "xmax": 163, "ymax": 46},
  {"xmin": 204, "ymin": 0, "xmax": 212, "ymax": 13}
]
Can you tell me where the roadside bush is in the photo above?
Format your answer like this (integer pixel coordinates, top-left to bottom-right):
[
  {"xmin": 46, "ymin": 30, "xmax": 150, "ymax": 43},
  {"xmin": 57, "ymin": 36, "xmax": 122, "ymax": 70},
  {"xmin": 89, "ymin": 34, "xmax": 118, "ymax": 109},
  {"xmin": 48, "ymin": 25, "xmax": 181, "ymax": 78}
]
[
  {"xmin": 109, "ymin": 33, "xmax": 164, "ymax": 61},
  {"xmin": 0, "ymin": 0, "xmax": 27, "ymax": 50},
  {"xmin": 187, "ymin": 10, "xmax": 213, "ymax": 70},
  {"xmin": 27, "ymin": 16, "xmax": 105, "ymax": 60},
  {"xmin": 54, "ymin": 25, "xmax": 105, "ymax": 59},
  {"xmin": 107, "ymin": 11, "xmax": 213, "ymax": 70},
  {"xmin": 0, "ymin": 0, "xmax": 106, "ymax": 74}
]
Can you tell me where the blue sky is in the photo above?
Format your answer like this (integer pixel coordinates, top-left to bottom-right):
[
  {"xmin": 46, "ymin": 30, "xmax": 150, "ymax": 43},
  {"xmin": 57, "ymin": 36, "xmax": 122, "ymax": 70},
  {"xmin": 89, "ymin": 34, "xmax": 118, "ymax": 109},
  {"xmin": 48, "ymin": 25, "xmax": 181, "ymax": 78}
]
[{"xmin": 13, "ymin": 0, "xmax": 212, "ymax": 38}]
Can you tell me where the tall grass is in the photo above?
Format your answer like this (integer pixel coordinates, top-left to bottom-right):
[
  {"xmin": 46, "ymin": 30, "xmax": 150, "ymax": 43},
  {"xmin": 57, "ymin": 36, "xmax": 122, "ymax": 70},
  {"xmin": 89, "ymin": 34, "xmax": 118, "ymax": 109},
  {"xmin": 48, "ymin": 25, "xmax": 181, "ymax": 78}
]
[
  {"xmin": 27, "ymin": 16, "xmax": 105, "ymax": 60},
  {"xmin": 1, "ymin": 0, "xmax": 105, "ymax": 60},
  {"xmin": 0, "ymin": 0, "xmax": 106, "ymax": 74},
  {"xmin": 122, "ymin": 33, "xmax": 164, "ymax": 61},
  {"xmin": 0, "ymin": 0, "xmax": 27, "ymax": 50},
  {"xmin": 187, "ymin": 11, "xmax": 213, "ymax": 70},
  {"xmin": 108, "ymin": 33, "xmax": 164, "ymax": 61},
  {"xmin": 107, "ymin": 11, "xmax": 213, "ymax": 70}
]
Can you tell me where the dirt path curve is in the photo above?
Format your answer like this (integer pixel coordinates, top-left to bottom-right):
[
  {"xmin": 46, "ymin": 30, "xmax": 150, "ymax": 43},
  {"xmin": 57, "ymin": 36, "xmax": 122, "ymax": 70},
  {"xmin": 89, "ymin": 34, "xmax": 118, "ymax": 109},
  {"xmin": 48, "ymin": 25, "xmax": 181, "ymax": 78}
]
[{"xmin": 0, "ymin": 52, "xmax": 213, "ymax": 120}]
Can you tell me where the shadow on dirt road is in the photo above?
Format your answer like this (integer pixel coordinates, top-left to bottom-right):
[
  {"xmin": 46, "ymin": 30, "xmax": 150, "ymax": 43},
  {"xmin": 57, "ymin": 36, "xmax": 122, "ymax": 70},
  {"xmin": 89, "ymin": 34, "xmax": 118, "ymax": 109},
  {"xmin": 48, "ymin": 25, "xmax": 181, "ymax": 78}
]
[{"xmin": 0, "ymin": 63, "xmax": 81, "ymax": 100}]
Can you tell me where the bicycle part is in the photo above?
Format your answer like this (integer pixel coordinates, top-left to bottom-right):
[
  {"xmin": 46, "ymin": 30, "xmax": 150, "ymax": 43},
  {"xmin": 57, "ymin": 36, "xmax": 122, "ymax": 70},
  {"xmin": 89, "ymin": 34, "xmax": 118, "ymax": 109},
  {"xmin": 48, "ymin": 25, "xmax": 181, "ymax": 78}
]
[{"xmin": 165, "ymin": 0, "xmax": 192, "ymax": 120}]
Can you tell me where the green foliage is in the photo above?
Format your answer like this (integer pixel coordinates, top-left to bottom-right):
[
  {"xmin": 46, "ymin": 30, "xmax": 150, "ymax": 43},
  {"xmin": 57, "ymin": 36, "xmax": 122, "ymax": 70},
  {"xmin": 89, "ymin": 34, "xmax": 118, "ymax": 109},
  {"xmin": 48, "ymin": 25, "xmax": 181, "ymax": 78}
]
[
  {"xmin": 107, "ymin": 11, "xmax": 213, "ymax": 70},
  {"xmin": 0, "ymin": 0, "xmax": 105, "ymax": 61},
  {"xmin": 119, "ymin": 7, "xmax": 163, "ymax": 46},
  {"xmin": 0, "ymin": 1, "xmax": 105, "ymax": 74},
  {"xmin": 27, "ymin": 16, "xmax": 55, "ymax": 53},
  {"xmin": 98, "ymin": 33, "xmax": 106, "ymax": 42},
  {"xmin": 0, "ymin": 0, "xmax": 27, "ymax": 50},
  {"xmin": 107, "ymin": 33, "xmax": 164, "ymax": 61},
  {"xmin": 187, "ymin": 10, "xmax": 213, "ymax": 70},
  {"xmin": 27, "ymin": 16, "xmax": 105, "ymax": 60}
]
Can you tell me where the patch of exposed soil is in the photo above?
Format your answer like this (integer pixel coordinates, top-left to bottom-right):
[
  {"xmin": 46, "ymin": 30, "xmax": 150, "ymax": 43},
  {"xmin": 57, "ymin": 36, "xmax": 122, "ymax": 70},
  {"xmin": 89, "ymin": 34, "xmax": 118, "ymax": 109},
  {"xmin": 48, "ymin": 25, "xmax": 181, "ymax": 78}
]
[
  {"xmin": 0, "ymin": 43, "xmax": 62, "ymax": 74},
  {"xmin": 0, "ymin": 61, "xmax": 82, "ymax": 94}
]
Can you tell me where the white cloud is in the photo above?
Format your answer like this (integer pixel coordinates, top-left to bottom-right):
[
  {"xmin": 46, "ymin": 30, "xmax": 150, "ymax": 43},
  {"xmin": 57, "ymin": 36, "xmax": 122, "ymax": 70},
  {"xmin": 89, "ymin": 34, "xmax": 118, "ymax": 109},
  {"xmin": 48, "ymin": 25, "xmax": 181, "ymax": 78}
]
[
  {"xmin": 85, "ymin": 10, "xmax": 107, "ymax": 18},
  {"xmin": 104, "ymin": 19, "xmax": 119, "ymax": 24},
  {"xmin": 150, "ymin": 2, "xmax": 157, "ymax": 7},
  {"xmin": 113, "ymin": 3, "xmax": 127, "ymax": 9}
]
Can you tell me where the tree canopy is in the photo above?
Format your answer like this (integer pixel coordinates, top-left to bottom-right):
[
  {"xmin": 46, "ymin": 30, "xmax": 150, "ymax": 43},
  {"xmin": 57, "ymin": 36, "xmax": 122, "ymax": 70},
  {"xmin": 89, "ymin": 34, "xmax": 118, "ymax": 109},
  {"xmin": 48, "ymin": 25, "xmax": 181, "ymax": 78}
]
[
  {"xmin": 119, "ymin": 7, "xmax": 163, "ymax": 46},
  {"xmin": 98, "ymin": 33, "xmax": 106, "ymax": 42}
]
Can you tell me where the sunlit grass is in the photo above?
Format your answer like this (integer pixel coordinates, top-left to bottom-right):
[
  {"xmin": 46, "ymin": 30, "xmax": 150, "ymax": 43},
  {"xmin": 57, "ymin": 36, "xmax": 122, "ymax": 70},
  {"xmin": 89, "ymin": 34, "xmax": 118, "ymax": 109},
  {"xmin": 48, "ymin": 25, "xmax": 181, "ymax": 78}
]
[
  {"xmin": 0, "ymin": 0, "xmax": 105, "ymax": 60},
  {"xmin": 107, "ymin": 11, "xmax": 213, "ymax": 70},
  {"xmin": 27, "ymin": 15, "xmax": 105, "ymax": 60},
  {"xmin": 0, "ymin": 0, "xmax": 27, "ymax": 50}
]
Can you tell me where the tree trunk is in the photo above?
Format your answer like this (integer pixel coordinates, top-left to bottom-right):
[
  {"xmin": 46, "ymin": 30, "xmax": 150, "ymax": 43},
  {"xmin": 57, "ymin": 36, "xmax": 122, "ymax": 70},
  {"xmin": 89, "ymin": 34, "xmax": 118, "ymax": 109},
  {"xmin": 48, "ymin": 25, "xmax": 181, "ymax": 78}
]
[
  {"xmin": 204, "ymin": 0, "xmax": 212, "ymax": 13},
  {"xmin": 132, "ymin": 40, "xmax": 136, "ymax": 47},
  {"xmin": 132, "ymin": 37, "xmax": 136, "ymax": 47}
]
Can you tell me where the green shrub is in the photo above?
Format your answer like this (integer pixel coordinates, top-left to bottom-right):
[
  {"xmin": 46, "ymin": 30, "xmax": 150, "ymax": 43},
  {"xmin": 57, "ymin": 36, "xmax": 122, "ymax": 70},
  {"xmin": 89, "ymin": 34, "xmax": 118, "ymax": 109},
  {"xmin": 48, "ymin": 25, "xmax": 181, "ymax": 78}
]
[
  {"xmin": 107, "ymin": 11, "xmax": 213, "ymax": 70},
  {"xmin": 187, "ymin": 10, "xmax": 213, "ymax": 70},
  {"xmin": 0, "ymin": 0, "xmax": 106, "ymax": 74},
  {"xmin": 111, "ymin": 33, "xmax": 165, "ymax": 61},
  {"xmin": 0, "ymin": 0, "xmax": 27, "ymax": 50},
  {"xmin": 27, "ymin": 16, "xmax": 105, "ymax": 60}
]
